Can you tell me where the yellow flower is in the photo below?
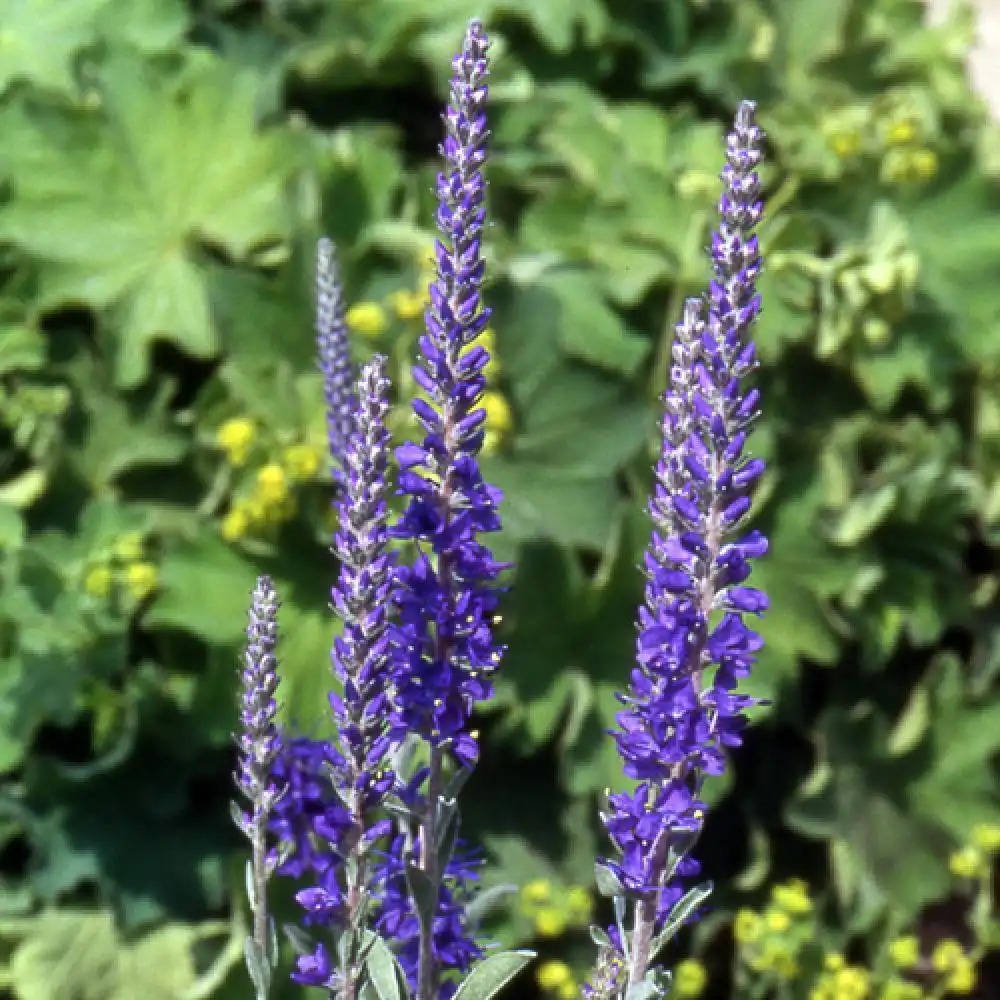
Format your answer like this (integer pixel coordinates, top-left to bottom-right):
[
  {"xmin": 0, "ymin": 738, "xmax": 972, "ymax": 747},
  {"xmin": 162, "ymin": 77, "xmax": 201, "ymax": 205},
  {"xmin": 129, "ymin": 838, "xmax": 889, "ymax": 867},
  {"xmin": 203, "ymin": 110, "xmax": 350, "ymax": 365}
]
[
  {"xmin": 346, "ymin": 302, "xmax": 388, "ymax": 337},
  {"xmin": 480, "ymin": 327, "xmax": 501, "ymax": 381},
  {"xmin": 911, "ymin": 148, "xmax": 938, "ymax": 181},
  {"xmin": 765, "ymin": 908, "xmax": 791, "ymax": 934},
  {"xmin": 388, "ymin": 289, "xmax": 427, "ymax": 321},
  {"xmin": 889, "ymin": 936, "xmax": 920, "ymax": 970},
  {"xmin": 949, "ymin": 846, "xmax": 986, "ymax": 880},
  {"xmin": 734, "ymin": 908, "xmax": 762, "ymax": 945},
  {"xmin": 482, "ymin": 390, "xmax": 514, "ymax": 436},
  {"xmin": 221, "ymin": 505, "xmax": 251, "ymax": 542},
  {"xmin": 557, "ymin": 982, "xmax": 577, "ymax": 1000},
  {"xmin": 124, "ymin": 562, "xmax": 158, "ymax": 601},
  {"xmin": 282, "ymin": 443, "xmax": 321, "ymax": 482},
  {"xmin": 825, "ymin": 952, "xmax": 846, "ymax": 972},
  {"xmin": 521, "ymin": 879, "xmax": 552, "ymax": 908},
  {"xmin": 674, "ymin": 959, "xmax": 707, "ymax": 998},
  {"xmin": 886, "ymin": 120, "xmax": 916, "ymax": 145},
  {"xmin": 931, "ymin": 939, "xmax": 966, "ymax": 974},
  {"xmin": 534, "ymin": 907, "xmax": 568, "ymax": 938},
  {"xmin": 880, "ymin": 979, "xmax": 924, "ymax": 1000},
  {"xmin": 113, "ymin": 532, "xmax": 144, "ymax": 563},
  {"xmin": 971, "ymin": 822, "xmax": 1000, "ymax": 853},
  {"xmin": 83, "ymin": 564, "xmax": 113, "ymax": 598},
  {"xmin": 216, "ymin": 417, "xmax": 256, "ymax": 466},
  {"xmin": 944, "ymin": 956, "xmax": 976, "ymax": 995},
  {"xmin": 829, "ymin": 130, "xmax": 861, "ymax": 159},
  {"xmin": 771, "ymin": 879, "xmax": 813, "ymax": 916},
  {"xmin": 536, "ymin": 960, "xmax": 572, "ymax": 991},
  {"xmin": 834, "ymin": 965, "xmax": 870, "ymax": 1000},
  {"xmin": 566, "ymin": 886, "xmax": 592, "ymax": 923},
  {"xmin": 256, "ymin": 464, "xmax": 289, "ymax": 505}
]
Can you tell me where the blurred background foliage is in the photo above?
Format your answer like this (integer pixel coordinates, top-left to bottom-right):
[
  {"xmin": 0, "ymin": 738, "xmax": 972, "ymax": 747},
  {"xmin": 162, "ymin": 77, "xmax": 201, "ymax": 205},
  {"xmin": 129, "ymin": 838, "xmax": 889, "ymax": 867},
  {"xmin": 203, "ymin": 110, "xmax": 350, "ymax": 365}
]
[{"xmin": 2, "ymin": 0, "xmax": 1000, "ymax": 997}]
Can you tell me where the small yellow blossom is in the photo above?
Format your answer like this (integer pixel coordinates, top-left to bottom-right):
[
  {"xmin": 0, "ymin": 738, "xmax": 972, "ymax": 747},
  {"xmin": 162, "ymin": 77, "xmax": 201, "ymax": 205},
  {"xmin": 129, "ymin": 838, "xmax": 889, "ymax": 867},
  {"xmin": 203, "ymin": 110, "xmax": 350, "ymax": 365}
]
[
  {"xmin": 829, "ymin": 130, "xmax": 862, "ymax": 159},
  {"xmin": 734, "ymin": 908, "xmax": 762, "ymax": 945},
  {"xmin": 825, "ymin": 952, "xmax": 846, "ymax": 972},
  {"xmin": 674, "ymin": 958, "xmax": 707, "ymax": 998},
  {"xmin": 124, "ymin": 562, "xmax": 158, "ymax": 601},
  {"xmin": 534, "ymin": 907, "xmax": 568, "ymax": 938},
  {"xmin": 521, "ymin": 879, "xmax": 551, "ymax": 908},
  {"xmin": 771, "ymin": 879, "xmax": 813, "ymax": 916},
  {"xmin": 83, "ymin": 564, "xmax": 113, "ymax": 598},
  {"xmin": 944, "ymin": 956, "xmax": 976, "ymax": 995},
  {"xmin": 346, "ymin": 302, "xmax": 388, "ymax": 337},
  {"xmin": 113, "ymin": 532, "xmax": 144, "ymax": 563},
  {"xmin": 889, "ymin": 936, "xmax": 920, "ymax": 970},
  {"xmin": 765, "ymin": 908, "xmax": 791, "ymax": 934},
  {"xmin": 931, "ymin": 939, "xmax": 966, "ymax": 974},
  {"xmin": 834, "ymin": 965, "xmax": 870, "ymax": 1000},
  {"xmin": 886, "ymin": 120, "xmax": 917, "ymax": 145},
  {"xmin": 482, "ymin": 390, "xmax": 514, "ymax": 435},
  {"xmin": 480, "ymin": 328, "xmax": 501, "ymax": 381},
  {"xmin": 282, "ymin": 443, "xmax": 321, "ymax": 481},
  {"xmin": 557, "ymin": 981, "xmax": 577, "ymax": 1000},
  {"xmin": 880, "ymin": 977, "xmax": 924, "ymax": 1000},
  {"xmin": 216, "ymin": 417, "xmax": 256, "ymax": 466},
  {"xmin": 566, "ymin": 886, "xmax": 592, "ymax": 923},
  {"xmin": 388, "ymin": 289, "xmax": 427, "ymax": 321},
  {"xmin": 221, "ymin": 505, "xmax": 251, "ymax": 542},
  {"xmin": 971, "ymin": 822, "xmax": 1000, "ymax": 853},
  {"xmin": 911, "ymin": 148, "xmax": 938, "ymax": 181},
  {"xmin": 536, "ymin": 960, "xmax": 572, "ymax": 991},
  {"xmin": 256, "ymin": 464, "xmax": 289, "ymax": 505},
  {"xmin": 949, "ymin": 846, "xmax": 986, "ymax": 880}
]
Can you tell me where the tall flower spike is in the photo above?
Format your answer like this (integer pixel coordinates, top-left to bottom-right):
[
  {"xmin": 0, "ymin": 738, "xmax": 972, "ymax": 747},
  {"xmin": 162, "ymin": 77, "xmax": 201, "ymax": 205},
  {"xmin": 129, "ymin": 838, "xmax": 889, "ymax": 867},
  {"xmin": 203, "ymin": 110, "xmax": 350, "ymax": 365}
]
[
  {"xmin": 390, "ymin": 19, "xmax": 504, "ymax": 1000},
  {"xmin": 290, "ymin": 354, "xmax": 399, "ymax": 998},
  {"xmin": 316, "ymin": 236, "xmax": 356, "ymax": 480},
  {"xmin": 233, "ymin": 575, "xmax": 285, "ymax": 1000},
  {"xmin": 599, "ymin": 100, "xmax": 768, "ymax": 994}
]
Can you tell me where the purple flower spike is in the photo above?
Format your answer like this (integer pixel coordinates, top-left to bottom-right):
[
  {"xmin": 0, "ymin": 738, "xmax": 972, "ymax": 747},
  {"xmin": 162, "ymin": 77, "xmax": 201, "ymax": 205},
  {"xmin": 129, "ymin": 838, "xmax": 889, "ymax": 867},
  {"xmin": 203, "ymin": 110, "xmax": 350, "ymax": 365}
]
[
  {"xmin": 603, "ymin": 101, "xmax": 768, "ymax": 992},
  {"xmin": 390, "ymin": 16, "xmax": 504, "ymax": 766},
  {"xmin": 233, "ymin": 575, "xmax": 285, "ymax": 1000},
  {"xmin": 316, "ymin": 236, "xmax": 355, "ymax": 480},
  {"xmin": 288, "ymin": 355, "xmax": 400, "ymax": 992}
]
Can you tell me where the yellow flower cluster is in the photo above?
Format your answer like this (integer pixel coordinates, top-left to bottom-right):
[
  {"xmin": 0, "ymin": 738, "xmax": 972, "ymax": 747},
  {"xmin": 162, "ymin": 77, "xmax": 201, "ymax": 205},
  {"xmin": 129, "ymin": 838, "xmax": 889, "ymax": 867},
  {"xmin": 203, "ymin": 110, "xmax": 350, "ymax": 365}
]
[
  {"xmin": 519, "ymin": 879, "xmax": 593, "ymax": 939},
  {"xmin": 809, "ymin": 955, "xmax": 870, "ymax": 1000},
  {"xmin": 216, "ymin": 417, "xmax": 256, "ymax": 466},
  {"xmin": 220, "ymin": 440, "xmax": 323, "ymax": 543},
  {"xmin": 736, "ymin": 879, "xmax": 814, "ymax": 981},
  {"xmin": 535, "ymin": 960, "xmax": 579, "ymax": 1000},
  {"xmin": 673, "ymin": 959, "xmax": 708, "ymax": 998},
  {"xmin": 949, "ymin": 822, "xmax": 1000, "ymax": 880},
  {"xmin": 931, "ymin": 939, "xmax": 976, "ymax": 995},
  {"xmin": 81, "ymin": 532, "xmax": 158, "ymax": 603}
]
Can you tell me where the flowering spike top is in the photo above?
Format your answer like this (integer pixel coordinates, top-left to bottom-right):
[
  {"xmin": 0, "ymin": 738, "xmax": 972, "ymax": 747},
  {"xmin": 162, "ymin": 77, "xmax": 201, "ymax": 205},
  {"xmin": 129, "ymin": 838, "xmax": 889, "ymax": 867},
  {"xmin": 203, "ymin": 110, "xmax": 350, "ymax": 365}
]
[
  {"xmin": 603, "ymin": 100, "xmax": 768, "ymax": 945},
  {"xmin": 316, "ymin": 236, "xmax": 355, "ymax": 480},
  {"xmin": 326, "ymin": 352, "xmax": 396, "ymax": 821},
  {"xmin": 391, "ymin": 18, "xmax": 504, "ymax": 766}
]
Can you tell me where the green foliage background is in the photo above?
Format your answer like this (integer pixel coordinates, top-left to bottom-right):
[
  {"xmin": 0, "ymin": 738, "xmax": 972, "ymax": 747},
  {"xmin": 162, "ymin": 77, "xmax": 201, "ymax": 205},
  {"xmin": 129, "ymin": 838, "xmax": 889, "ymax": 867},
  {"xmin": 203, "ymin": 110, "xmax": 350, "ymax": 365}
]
[{"xmin": 2, "ymin": 0, "xmax": 1000, "ymax": 996}]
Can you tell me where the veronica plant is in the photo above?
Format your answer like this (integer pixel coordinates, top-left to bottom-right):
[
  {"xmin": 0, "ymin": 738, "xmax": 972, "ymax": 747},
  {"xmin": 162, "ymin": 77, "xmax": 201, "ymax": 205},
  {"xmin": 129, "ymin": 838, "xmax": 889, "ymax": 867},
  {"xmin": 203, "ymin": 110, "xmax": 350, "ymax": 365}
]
[
  {"xmin": 233, "ymin": 575, "xmax": 286, "ymax": 1000},
  {"xmin": 388, "ymin": 18, "xmax": 509, "ymax": 1000},
  {"xmin": 588, "ymin": 101, "xmax": 768, "ymax": 1000}
]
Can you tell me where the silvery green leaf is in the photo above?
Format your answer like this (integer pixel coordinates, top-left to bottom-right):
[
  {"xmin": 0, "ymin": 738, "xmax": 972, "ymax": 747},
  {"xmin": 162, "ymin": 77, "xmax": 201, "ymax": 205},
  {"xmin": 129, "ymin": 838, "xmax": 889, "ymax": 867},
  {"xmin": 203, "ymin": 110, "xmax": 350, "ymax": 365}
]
[
  {"xmin": 466, "ymin": 884, "xmax": 519, "ymax": 925},
  {"xmin": 649, "ymin": 882, "xmax": 713, "ymax": 961},
  {"xmin": 244, "ymin": 934, "xmax": 271, "ymax": 1000},
  {"xmin": 451, "ymin": 950, "xmax": 535, "ymax": 1000},
  {"xmin": 405, "ymin": 862, "xmax": 438, "ymax": 929},
  {"xmin": 613, "ymin": 894, "xmax": 628, "ymax": 958},
  {"xmin": 268, "ymin": 915, "xmax": 280, "ymax": 967},
  {"xmin": 595, "ymin": 860, "xmax": 625, "ymax": 898},
  {"xmin": 244, "ymin": 859, "xmax": 257, "ymax": 910},
  {"xmin": 230, "ymin": 800, "xmax": 251, "ymax": 838},
  {"xmin": 625, "ymin": 967, "xmax": 672, "ymax": 1000},
  {"xmin": 589, "ymin": 924, "xmax": 611, "ymax": 948},
  {"xmin": 282, "ymin": 921, "xmax": 317, "ymax": 956},
  {"xmin": 364, "ymin": 931, "xmax": 408, "ymax": 1000},
  {"xmin": 444, "ymin": 764, "xmax": 474, "ymax": 799}
]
